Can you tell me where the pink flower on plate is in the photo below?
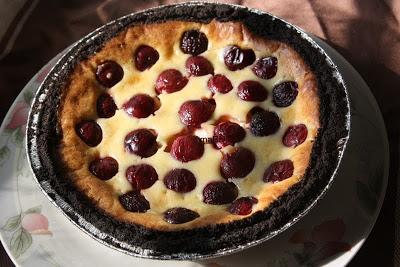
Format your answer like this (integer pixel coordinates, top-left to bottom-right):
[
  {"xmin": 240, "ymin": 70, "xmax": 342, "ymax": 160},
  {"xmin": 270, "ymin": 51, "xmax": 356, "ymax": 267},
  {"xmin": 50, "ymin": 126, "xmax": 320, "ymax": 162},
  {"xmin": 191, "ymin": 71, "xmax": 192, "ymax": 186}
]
[
  {"xmin": 6, "ymin": 102, "xmax": 30, "ymax": 131},
  {"xmin": 288, "ymin": 218, "xmax": 351, "ymax": 265},
  {"xmin": 311, "ymin": 219, "xmax": 345, "ymax": 243},
  {"xmin": 21, "ymin": 213, "xmax": 52, "ymax": 235}
]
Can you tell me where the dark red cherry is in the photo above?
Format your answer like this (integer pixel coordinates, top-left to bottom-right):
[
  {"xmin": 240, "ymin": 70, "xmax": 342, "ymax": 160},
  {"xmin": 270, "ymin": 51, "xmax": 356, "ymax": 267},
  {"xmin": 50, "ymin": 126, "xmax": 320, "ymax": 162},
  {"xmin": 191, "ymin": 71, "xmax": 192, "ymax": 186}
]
[
  {"xmin": 263, "ymin": 159, "xmax": 294, "ymax": 183},
  {"xmin": 272, "ymin": 81, "xmax": 298, "ymax": 107},
  {"xmin": 223, "ymin": 45, "xmax": 256, "ymax": 71},
  {"xmin": 249, "ymin": 109, "xmax": 280, "ymax": 136},
  {"xmin": 164, "ymin": 168, "xmax": 197, "ymax": 193},
  {"xmin": 283, "ymin": 124, "xmax": 308, "ymax": 147},
  {"xmin": 76, "ymin": 121, "xmax": 102, "ymax": 147},
  {"xmin": 124, "ymin": 129, "xmax": 158, "ymax": 158},
  {"xmin": 185, "ymin": 56, "xmax": 214, "ymax": 76},
  {"xmin": 119, "ymin": 191, "xmax": 150, "ymax": 212},
  {"xmin": 163, "ymin": 207, "xmax": 200, "ymax": 224},
  {"xmin": 178, "ymin": 99, "xmax": 216, "ymax": 127},
  {"xmin": 180, "ymin": 30, "xmax": 208, "ymax": 55},
  {"xmin": 123, "ymin": 94, "xmax": 156, "ymax": 118},
  {"xmin": 155, "ymin": 69, "xmax": 188, "ymax": 94},
  {"xmin": 203, "ymin": 181, "xmax": 238, "ymax": 205},
  {"xmin": 89, "ymin": 157, "xmax": 118, "ymax": 180},
  {"xmin": 134, "ymin": 45, "xmax": 159, "ymax": 71},
  {"xmin": 171, "ymin": 135, "xmax": 204, "ymax": 162},
  {"xmin": 228, "ymin": 197, "xmax": 258, "ymax": 215},
  {"xmin": 237, "ymin": 80, "xmax": 268, "ymax": 102},
  {"xmin": 96, "ymin": 61, "xmax": 124, "ymax": 88},
  {"xmin": 126, "ymin": 164, "xmax": 158, "ymax": 190},
  {"xmin": 220, "ymin": 147, "xmax": 255, "ymax": 179},
  {"xmin": 207, "ymin": 74, "xmax": 233, "ymax": 94},
  {"xmin": 97, "ymin": 93, "xmax": 117, "ymax": 118},
  {"xmin": 252, "ymin": 56, "xmax": 278, "ymax": 79},
  {"xmin": 213, "ymin": 121, "xmax": 246, "ymax": 149}
]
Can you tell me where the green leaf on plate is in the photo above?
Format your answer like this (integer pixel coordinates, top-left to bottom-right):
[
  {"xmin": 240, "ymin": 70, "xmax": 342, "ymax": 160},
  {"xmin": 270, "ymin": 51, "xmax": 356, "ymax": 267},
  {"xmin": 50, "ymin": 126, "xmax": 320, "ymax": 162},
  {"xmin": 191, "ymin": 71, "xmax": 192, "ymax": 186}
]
[
  {"xmin": 10, "ymin": 227, "xmax": 32, "ymax": 258},
  {"xmin": 1, "ymin": 214, "xmax": 21, "ymax": 231},
  {"xmin": 0, "ymin": 146, "xmax": 10, "ymax": 165},
  {"xmin": 13, "ymin": 128, "xmax": 25, "ymax": 144},
  {"xmin": 23, "ymin": 91, "xmax": 34, "ymax": 105},
  {"xmin": 24, "ymin": 205, "xmax": 42, "ymax": 215}
]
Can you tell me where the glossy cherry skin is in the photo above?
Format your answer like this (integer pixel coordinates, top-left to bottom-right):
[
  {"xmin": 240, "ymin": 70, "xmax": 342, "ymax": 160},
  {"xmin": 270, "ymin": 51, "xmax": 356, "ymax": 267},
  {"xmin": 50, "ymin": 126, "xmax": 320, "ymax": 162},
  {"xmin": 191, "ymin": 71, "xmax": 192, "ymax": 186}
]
[
  {"xmin": 178, "ymin": 99, "xmax": 216, "ymax": 127},
  {"xmin": 123, "ymin": 94, "xmax": 156, "ymax": 118},
  {"xmin": 126, "ymin": 164, "xmax": 158, "ymax": 190},
  {"xmin": 203, "ymin": 181, "xmax": 238, "ymax": 205},
  {"xmin": 134, "ymin": 45, "xmax": 159, "ymax": 71},
  {"xmin": 89, "ymin": 157, "xmax": 119, "ymax": 180},
  {"xmin": 155, "ymin": 69, "xmax": 188, "ymax": 94},
  {"xmin": 213, "ymin": 121, "xmax": 246, "ymax": 149},
  {"xmin": 119, "ymin": 191, "xmax": 150, "ymax": 212},
  {"xmin": 180, "ymin": 29, "xmax": 208, "ymax": 55},
  {"xmin": 220, "ymin": 147, "xmax": 255, "ymax": 179},
  {"xmin": 124, "ymin": 129, "xmax": 158, "ymax": 158},
  {"xmin": 164, "ymin": 168, "xmax": 197, "ymax": 193},
  {"xmin": 263, "ymin": 159, "xmax": 294, "ymax": 183},
  {"xmin": 95, "ymin": 61, "xmax": 124, "ymax": 88},
  {"xmin": 170, "ymin": 135, "xmax": 204, "ymax": 162},
  {"xmin": 252, "ymin": 56, "xmax": 278, "ymax": 79},
  {"xmin": 76, "ymin": 121, "xmax": 102, "ymax": 147},
  {"xmin": 163, "ymin": 207, "xmax": 200, "ymax": 224}
]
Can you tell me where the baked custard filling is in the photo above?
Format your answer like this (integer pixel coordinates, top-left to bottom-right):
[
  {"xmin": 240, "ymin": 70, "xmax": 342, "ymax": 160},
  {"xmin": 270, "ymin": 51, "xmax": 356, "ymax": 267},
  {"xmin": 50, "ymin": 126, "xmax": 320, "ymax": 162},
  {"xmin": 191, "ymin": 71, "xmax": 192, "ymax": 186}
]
[{"xmin": 59, "ymin": 20, "xmax": 319, "ymax": 230}]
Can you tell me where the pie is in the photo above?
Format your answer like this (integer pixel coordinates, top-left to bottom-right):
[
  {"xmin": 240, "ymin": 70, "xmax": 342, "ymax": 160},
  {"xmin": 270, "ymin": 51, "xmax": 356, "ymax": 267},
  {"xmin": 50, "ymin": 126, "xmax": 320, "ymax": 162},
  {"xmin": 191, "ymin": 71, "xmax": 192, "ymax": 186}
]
[{"xmin": 58, "ymin": 19, "xmax": 320, "ymax": 231}]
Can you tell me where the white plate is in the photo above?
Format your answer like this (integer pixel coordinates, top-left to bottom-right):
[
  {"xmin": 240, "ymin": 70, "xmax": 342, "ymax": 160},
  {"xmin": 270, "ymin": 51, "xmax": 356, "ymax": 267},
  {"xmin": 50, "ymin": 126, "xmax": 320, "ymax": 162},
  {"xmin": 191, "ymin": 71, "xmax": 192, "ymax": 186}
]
[{"xmin": 0, "ymin": 37, "xmax": 389, "ymax": 267}]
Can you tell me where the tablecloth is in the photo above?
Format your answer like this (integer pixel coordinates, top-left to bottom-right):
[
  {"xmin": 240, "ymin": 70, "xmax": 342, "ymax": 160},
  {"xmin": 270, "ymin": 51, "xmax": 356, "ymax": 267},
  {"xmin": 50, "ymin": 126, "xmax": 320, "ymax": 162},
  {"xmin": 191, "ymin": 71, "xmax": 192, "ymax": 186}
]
[{"xmin": 0, "ymin": 0, "xmax": 399, "ymax": 266}]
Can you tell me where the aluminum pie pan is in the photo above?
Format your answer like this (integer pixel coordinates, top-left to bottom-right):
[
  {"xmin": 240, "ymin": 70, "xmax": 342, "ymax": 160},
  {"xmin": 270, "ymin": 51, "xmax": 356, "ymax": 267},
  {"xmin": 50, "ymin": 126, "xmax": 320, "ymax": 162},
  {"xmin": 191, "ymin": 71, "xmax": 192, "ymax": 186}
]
[{"xmin": 26, "ymin": 2, "xmax": 350, "ymax": 261}]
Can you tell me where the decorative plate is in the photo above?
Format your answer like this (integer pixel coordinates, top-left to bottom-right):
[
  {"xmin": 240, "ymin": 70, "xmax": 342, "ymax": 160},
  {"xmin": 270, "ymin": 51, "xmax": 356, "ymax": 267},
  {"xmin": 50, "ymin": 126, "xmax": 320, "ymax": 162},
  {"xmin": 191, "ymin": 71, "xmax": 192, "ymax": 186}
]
[{"xmin": 0, "ymin": 28, "xmax": 388, "ymax": 267}]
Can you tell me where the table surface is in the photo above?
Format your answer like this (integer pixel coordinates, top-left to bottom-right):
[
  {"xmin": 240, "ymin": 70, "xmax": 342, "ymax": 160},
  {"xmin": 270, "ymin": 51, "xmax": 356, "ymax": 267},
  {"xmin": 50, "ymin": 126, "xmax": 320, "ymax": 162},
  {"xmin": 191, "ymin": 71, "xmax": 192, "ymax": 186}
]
[{"xmin": 0, "ymin": 1, "xmax": 399, "ymax": 266}]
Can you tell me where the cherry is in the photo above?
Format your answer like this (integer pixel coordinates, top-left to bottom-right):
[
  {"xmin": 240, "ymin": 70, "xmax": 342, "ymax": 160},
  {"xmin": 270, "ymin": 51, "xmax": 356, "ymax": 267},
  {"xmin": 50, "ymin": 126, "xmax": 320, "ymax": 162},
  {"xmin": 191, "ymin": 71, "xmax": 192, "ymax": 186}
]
[
  {"xmin": 203, "ymin": 181, "xmax": 238, "ymax": 205},
  {"xmin": 76, "ymin": 121, "xmax": 102, "ymax": 147},
  {"xmin": 119, "ymin": 191, "xmax": 150, "ymax": 212},
  {"xmin": 96, "ymin": 61, "xmax": 123, "ymax": 88},
  {"xmin": 213, "ymin": 121, "xmax": 246, "ymax": 149},
  {"xmin": 272, "ymin": 81, "xmax": 298, "ymax": 107},
  {"xmin": 180, "ymin": 29, "xmax": 208, "ymax": 55},
  {"xmin": 178, "ymin": 99, "xmax": 215, "ymax": 127},
  {"xmin": 89, "ymin": 157, "xmax": 119, "ymax": 180},
  {"xmin": 171, "ymin": 135, "xmax": 204, "ymax": 162},
  {"xmin": 164, "ymin": 168, "xmax": 197, "ymax": 193},
  {"xmin": 228, "ymin": 197, "xmax": 258, "ymax": 215},
  {"xmin": 185, "ymin": 56, "xmax": 214, "ymax": 76},
  {"xmin": 263, "ymin": 159, "xmax": 294, "ymax": 183},
  {"xmin": 97, "ymin": 93, "xmax": 117, "ymax": 118},
  {"xmin": 123, "ymin": 94, "xmax": 156, "ymax": 118},
  {"xmin": 220, "ymin": 147, "xmax": 255, "ymax": 179},
  {"xmin": 237, "ymin": 80, "xmax": 268, "ymax": 102},
  {"xmin": 124, "ymin": 129, "xmax": 158, "ymax": 158},
  {"xmin": 126, "ymin": 164, "xmax": 158, "ymax": 190},
  {"xmin": 163, "ymin": 207, "xmax": 200, "ymax": 224},
  {"xmin": 223, "ymin": 45, "xmax": 255, "ymax": 71},
  {"xmin": 249, "ymin": 109, "xmax": 280, "ymax": 136},
  {"xmin": 134, "ymin": 45, "xmax": 159, "ymax": 71},
  {"xmin": 252, "ymin": 56, "xmax": 278, "ymax": 79},
  {"xmin": 155, "ymin": 69, "xmax": 188, "ymax": 94},
  {"xmin": 283, "ymin": 124, "xmax": 308, "ymax": 147},
  {"xmin": 207, "ymin": 74, "xmax": 233, "ymax": 94}
]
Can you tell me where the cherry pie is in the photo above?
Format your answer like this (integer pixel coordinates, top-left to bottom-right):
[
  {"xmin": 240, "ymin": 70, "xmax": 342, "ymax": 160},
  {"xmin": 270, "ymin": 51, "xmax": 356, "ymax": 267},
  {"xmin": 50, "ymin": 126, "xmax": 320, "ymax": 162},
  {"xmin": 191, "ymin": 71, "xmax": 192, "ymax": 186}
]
[{"xmin": 58, "ymin": 19, "xmax": 320, "ymax": 230}]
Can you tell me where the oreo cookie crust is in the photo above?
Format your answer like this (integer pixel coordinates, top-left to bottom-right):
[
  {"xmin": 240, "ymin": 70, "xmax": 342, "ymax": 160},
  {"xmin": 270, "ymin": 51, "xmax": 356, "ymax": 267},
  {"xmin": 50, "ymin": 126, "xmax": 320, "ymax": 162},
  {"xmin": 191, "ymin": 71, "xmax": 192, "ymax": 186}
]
[{"xmin": 27, "ymin": 3, "xmax": 349, "ymax": 259}]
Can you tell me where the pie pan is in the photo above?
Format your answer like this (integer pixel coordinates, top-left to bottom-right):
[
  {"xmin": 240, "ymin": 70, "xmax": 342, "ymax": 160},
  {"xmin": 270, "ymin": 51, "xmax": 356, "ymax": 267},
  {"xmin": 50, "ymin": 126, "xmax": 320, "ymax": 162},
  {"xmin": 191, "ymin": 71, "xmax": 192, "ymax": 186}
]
[{"xmin": 26, "ymin": 2, "xmax": 350, "ymax": 260}]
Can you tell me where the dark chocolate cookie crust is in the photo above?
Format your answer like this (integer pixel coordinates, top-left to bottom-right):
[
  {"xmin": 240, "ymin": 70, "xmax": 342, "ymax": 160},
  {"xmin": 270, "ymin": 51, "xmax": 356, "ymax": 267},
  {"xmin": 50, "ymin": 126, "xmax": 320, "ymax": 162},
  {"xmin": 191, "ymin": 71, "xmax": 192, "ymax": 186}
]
[{"xmin": 27, "ymin": 3, "xmax": 350, "ymax": 259}]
